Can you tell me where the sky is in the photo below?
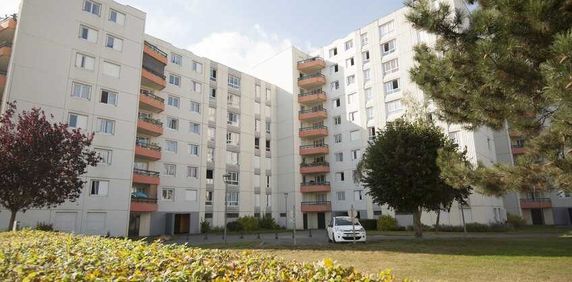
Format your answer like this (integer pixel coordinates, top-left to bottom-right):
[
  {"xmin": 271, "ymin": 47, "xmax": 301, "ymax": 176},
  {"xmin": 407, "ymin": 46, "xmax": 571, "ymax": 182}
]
[{"xmin": 1, "ymin": 0, "xmax": 407, "ymax": 73}]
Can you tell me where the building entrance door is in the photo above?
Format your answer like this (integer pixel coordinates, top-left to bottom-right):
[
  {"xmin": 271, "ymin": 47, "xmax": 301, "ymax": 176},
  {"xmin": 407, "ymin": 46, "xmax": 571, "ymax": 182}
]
[
  {"xmin": 317, "ymin": 213, "xmax": 326, "ymax": 229},
  {"xmin": 128, "ymin": 213, "xmax": 140, "ymax": 237},
  {"xmin": 531, "ymin": 209, "xmax": 544, "ymax": 225},
  {"xmin": 174, "ymin": 214, "xmax": 190, "ymax": 234},
  {"xmin": 303, "ymin": 213, "xmax": 308, "ymax": 229}
]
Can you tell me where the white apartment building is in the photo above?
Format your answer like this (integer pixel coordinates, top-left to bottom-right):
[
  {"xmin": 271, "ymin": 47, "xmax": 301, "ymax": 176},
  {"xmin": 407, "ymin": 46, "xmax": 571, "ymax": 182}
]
[{"xmin": 1, "ymin": 0, "xmax": 522, "ymax": 236}]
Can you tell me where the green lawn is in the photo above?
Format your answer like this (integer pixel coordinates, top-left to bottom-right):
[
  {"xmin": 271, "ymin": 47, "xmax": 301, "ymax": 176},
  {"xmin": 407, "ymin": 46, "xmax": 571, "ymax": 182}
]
[{"xmin": 200, "ymin": 232, "xmax": 572, "ymax": 281}]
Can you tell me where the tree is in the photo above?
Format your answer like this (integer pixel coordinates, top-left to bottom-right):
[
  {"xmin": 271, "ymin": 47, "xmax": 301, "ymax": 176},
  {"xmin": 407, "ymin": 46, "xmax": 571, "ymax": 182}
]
[
  {"xmin": 0, "ymin": 103, "xmax": 99, "ymax": 230},
  {"xmin": 357, "ymin": 119, "xmax": 471, "ymax": 237},
  {"xmin": 405, "ymin": 0, "xmax": 572, "ymax": 194}
]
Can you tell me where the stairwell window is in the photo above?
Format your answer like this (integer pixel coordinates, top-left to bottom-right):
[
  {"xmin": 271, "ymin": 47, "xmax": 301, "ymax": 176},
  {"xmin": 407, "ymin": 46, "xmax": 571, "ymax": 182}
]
[
  {"xmin": 109, "ymin": 9, "xmax": 125, "ymax": 25},
  {"xmin": 360, "ymin": 33, "xmax": 368, "ymax": 46},
  {"xmin": 382, "ymin": 59, "xmax": 399, "ymax": 75},
  {"xmin": 382, "ymin": 39, "xmax": 396, "ymax": 55},
  {"xmin": 100, "ymin": 89, "xmax": 118, "ymax": 106},
  {"xmin": 384, "ymin": 79, "xmax": 400, "ymax": 94},
  {"xmin": 83, "ymin": 0, "xmax": 101, "ymax": 16},
  {"xmin": 363, "ymin": 69, "xmax": 371, "ymax": 82},
  {"xmin": 167, "ymin": 117, "xmax": 179, "ymax": 130},
  {"xmin": 75, "ymin": 53, "xmax": 95, "ymax": 70},
  {"xmin": 90, "ymin": 180, "xmax": 109, "ymax": 196},
  {"xmin": 228, "ymin": 75, "xmax": 240, "ymax": 89},
  {"xmin": 79, "ymin": 25, "xmax": 98, "ymax": 43},
  {"xmin": 71, "ymin": 82, "xmax": 91, "ymax": 100},
  {"xmin": 163, "ymin": 164, "xmax": 176, "ymax": 177},
  {"xmin": 105, "ymin": 34, "xmax": 123, "ymax": 51}
]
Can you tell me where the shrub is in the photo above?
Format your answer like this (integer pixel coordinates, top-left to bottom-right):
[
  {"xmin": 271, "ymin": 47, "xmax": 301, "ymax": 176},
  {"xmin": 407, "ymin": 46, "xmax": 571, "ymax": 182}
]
[
  {"xmin": 0, "ymin": 230, "xmax": 397, "ymax": 281},
  {"xmin": 200, "ymin": 219, "xmax": 211, "ymax": 233},
  {"xmin": 237, "ymin": 216, "xmax": 259, "ymax": 233},
  {"xmin": 34, "ymin": 222, "xmax": 53, "ymax": 231},
  {"xmin": 506, "ymin": 213, "xmax": 527, "ymax": 228},
  {"xmin": 465, "ymin": 223, "xmax": 491, "ymax": 232},
  {"xmin": 377, "ymin": 215, "xmax": 399, "ymax": 231},
  {"xmin": 258, "ymin": 214, "xmax": 280, "ymax": 230},
  {"xmin": 226, "ymin": 220, "xmax": 242, "ymax": 232},
  {"xmin": 360, "ymin": 219, "xmax": 378, "ymax": 231}
]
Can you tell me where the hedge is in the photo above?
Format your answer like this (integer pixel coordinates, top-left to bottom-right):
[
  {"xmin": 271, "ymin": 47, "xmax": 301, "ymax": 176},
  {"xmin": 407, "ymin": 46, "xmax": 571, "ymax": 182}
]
[{"xmin": 0, "ymin": 230, "xmax": 398, "ymax": 281}]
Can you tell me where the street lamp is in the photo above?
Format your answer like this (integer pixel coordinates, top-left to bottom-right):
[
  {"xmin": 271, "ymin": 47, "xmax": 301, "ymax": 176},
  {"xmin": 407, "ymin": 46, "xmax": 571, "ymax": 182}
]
[
  {"xmin": 222, "ymin": 173, "xmax": 231, "ymax": 244},
  {"xmin": 284, "ymin": 193, "xmax": 288, "ymax": 229}
]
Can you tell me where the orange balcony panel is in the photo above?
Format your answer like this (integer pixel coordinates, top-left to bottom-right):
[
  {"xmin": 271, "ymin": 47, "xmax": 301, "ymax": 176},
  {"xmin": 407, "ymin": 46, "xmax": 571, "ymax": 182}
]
[
  {"xmin": 144, "ymin": 43, "xmax": 168, "ymax": 65},
  {"xmin": 139, "ymin": 93, "xmax": 165, "ymax": 113},
  {"xmin": 300, "ymin": 165, "xmax": 330, "ymax": 174},
  {"xmin": 520, "ymin": 198, "xmax": 552, "ymax": 209},
  {"xmin": 301, "ymin": 201, "xmax": 332, "ymax": 213},
  {"xmin": 137, "ymin": 120, "xmax": 163, "ymax": 136},
  {"xmin": 0, "ymin": 17, "xmax": 16, "ymax": 42},
  {"xmin": 300, "ymin": 146, "xmax": 329, "ymax": 156},
  {"xmin": 298, "ymin": 75, "xmax": 326, "ymax": 89},
  {"xmin": 130, "ymin": 200, "xmax": 158, "ymax": 212},
  {"xmin": 141, "ymin": 68, "xmax": 166, "ymax": 90},
  {"xmin": 299, "ymin": 92, "xmax": 327, "ymax": 104},
  {"xmin": 512, "ymin": 147, "xmax": 526, "ymax": 155},
  {"xmin": 299, "ymin": 128, "xmax": 328, "ymax": 138},
  {"xmin": 300, "ymin": 184, "xmax": 331, "ymax": 193},
  {"xmin": 132, "ymin": 173, "xmax": 160, "ymax": 186},
  {"xmin": 299, "ymin": 110, "xmax": 327, "ymax": 121},
  {"xmin": 0, "ymin": 46, "xmax": 11, "ymax": 70},
  {"xmin": 135, "ymin": 145, "xmax": 161, "ymax": 161},
  {"xmin": 297, "ymin": 58, "xmax": 326, "ymax": 74}
]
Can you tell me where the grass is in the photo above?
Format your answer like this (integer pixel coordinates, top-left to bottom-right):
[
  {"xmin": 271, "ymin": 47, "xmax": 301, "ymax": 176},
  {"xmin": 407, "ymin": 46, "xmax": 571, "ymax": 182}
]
[{"xmin": 199, "ymin": 231, "xmax": 572, "ymax": 281}]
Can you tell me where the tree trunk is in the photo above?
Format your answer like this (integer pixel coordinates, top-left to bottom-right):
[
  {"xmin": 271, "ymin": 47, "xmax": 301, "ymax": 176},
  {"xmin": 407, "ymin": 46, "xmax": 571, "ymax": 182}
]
[
  {"xmin": 8, "ymin": 210, "xmax": 17, "ymax": 231},
  {"xmin": 435, "ymin": 210, "xmax": 440, "ymax": 233},
  {"xmin": 413, "ymin": 208, "xmax": 423, "ymax": 238}
]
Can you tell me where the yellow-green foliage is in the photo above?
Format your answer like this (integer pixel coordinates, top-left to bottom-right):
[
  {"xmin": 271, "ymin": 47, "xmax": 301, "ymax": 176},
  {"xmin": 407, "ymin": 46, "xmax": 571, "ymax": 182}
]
[{"xmin": 0, "ymin": 230, "xmax": 397, "ymax": 281}]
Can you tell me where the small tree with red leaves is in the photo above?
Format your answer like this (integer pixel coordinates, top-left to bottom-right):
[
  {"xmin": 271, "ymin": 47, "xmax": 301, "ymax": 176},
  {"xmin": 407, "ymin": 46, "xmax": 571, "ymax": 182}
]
[{"xmin": 0, "ymin": 103, "xmax": 99, "ymax": 230}]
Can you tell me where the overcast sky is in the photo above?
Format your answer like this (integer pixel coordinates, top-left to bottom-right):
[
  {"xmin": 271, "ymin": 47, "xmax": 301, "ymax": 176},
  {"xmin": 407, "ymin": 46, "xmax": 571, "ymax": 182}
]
[{"xmin": 1, "ymin": 0, "xmax": 407, "ymax": 73}]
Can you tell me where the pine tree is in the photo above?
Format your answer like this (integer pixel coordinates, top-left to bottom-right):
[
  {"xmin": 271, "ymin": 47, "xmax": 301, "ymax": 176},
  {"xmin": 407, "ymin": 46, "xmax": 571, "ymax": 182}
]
[{"xmin": 406, "ymin": 0, "xmax": 572, "ymax": 194}]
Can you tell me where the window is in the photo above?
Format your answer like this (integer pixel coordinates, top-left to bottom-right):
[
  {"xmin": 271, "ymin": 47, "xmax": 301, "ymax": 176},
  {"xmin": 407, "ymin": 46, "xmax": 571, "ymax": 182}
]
[
  {"xmin": 330, "ymin": 64, "xmax": 339, "ymax": 74},
  {"xmin": 187, "ymin": 166, "xmax": 198, "ymax": 178},
  {"xmin": 102, "ymin": 61, "xmax": 120, "ymax": 78},
  {"xmin": 379, "ymin": 20, "xmax": 395, "ymax": 37},
  {"xmin": 161, "ymin": 188, "xmax": 174, "ymax": 200},
  {"xmin": 227, "ymin": 93, "xmax": 240, "ymax": 108},
  {"xmin": 360, "ymin": 33, "xmax": 368, "ymax": 46},
  {"xmin": 354, "ymin": 190, "xmax": 364, "ymax": 201},
  {"xmin": 205, "ymin": 191, "xmax": 213, "ymax": 205},
  {"xmin": 188, "ymin": 144, "xmax": 199, "ymax": 156},
  {"xmin": 254, "ymin": 137, "xmax": 260, "ymax": 149},
  {"xmin": 192, "ymin": 81, "xmax": 202, "ymax": 93},
  {"xmin": 164, "ymin": 164, "xmax": 176, "ymax": 176},
  {"xmin": 366, "ymin": 107, "xmax": 374, "ymax": 121},
  {"xmin": 334, "ymin": 116, "xmax": 341, "ymax": 125},
  {"xmin": 334, "ymin": 134, "xmax": 342, "ymax": 143},
  {"xmin": 362, "ymin": 51, "xmax": 370, "ymax": 62},
  {"xmin": 382, "ymin": 39, "xmax": 396, "ymax": 55},
  {"xmin": 265, "ymin": 140, "xmax": 271, "ymax": 152},
  {"xmin": 449, "ymin": 131, "xmax": 461, "ymax": 145},
  {"xmin": 228, "ymin": 75, "xmax": 240, "ymax": 89},
  {"xmin": 255, "ymin": 120, "xmax": 261, "ymax": 132},
  {"xmin": 265, "ymin": 88, "xmax": 271, "ymax": 101},
  {"xmin": 382, "ymin": 59, "xmax": 399, "ymax": 75},
  {"xmin": 266, "ymin": 194, "xmax": 272, "ymax": 207},
  {"xmin": 90, "ymin": 180, "xmax": 109, "ymax": 196},
  {"xmin": 347, "ymin": 93, "xmax": 356, "ymax": 104},
  {"xmin": 159, "ymin": 116, "xmax": 175, "ymax": 130},
  {"xmin": 368, "ymin": 126, "xmax": 376, "ymax": 140},
  {"xmin": 349, "ymin": 111, "xmax": 358, "ymax": 122},
  {"xmin": 97, "ymin": 118, "xmax": 115, "ymax": 134},
  {"xmin": 208, "ymin": 127, "xmax": 215, "ymax": 141},
  {"xmin": 329, "ymin": 47, "xmax": 338, "ymax": 57},
  {"xmin": 210, "ymin": 68, "xmax": 217, "ymax": 80},
  {"xmin": 346, "ymin": 75, "xmax": 355, "ymax": 85},
  {"xmin": 346, "ymin": 57, "xmax": 355, "ymax": 67},
  {"xmin": 226, "ymin": 132, "xmax": 240, "ymax": 145},
  {"xmin": 363, "ymin": 69, "xmax": 371, "ymax": 82},
  {"xmin": 208, "ymin": 107, "xmax": 216, "ymax": 122},
  {"xmin": 207, "ymin": 148, "xmax": 215, "ymax": 162},
  {"xmin": 337, "ymin": 191, "xmax": 346, "ymax": 201},
  {"xmin": 351, "ymin": 149, "xmax": 361, "ymax": 160},
  {"xmin": 384, "ymin": 79, "xmax": 400, "ymax": 94},
  {"xmin": 75, "ymin": 53, "xmax": 95, "ymax": 70},
  {"xmin": 68, "ymin": 113, "xmax": 87, "ymax": 129},
  {"xmin": 190, "ymin": 101, "xmax": 201, "ymax": 113},
  {"xmin": 330, "ymin": 81, "xmax": 340, "ymax": 90},
  {"xmin": 226, "ymin": 172, "xmax": 239, "ymax": 185},
  {"xmin": 71, "ymin": 82, "xmax": 91, "ymax": 100},
  {"xmin": 95, "ymin": 148, "xmax": 112, "ymax": 165},
  {"xmin": 167, "ymin": 96, "xmax": 180, "ymax": 108},
  {"xmin": 190, "ymin": 122, "xmax": 200, "ymax": 134},
  {"xmin": 79, "ymin": 25, "xmax": 97, "ymax": 42},
  {"xmin": 192, "ymin": 61, "xmax": 203, "ymax": 73},
  {"xmin": 182, "ymin": 189, "xmax": 197, "ymax": 201},
  {"xmin": 100, "ymin": 89, "xmax": 117, "ymax": 105},
  {"xmin": 226, "ymin": 191, "xmax": 239, "ymax": 206},
  {"xmin": 333, "ymin": 98, "xmax": 341, "ymax": 108},
  {"xmin": 335, "ymin": 152, "xmax": 344, "ymax": 162},
  {"xmin": 266, "ymin": 175, "xmax": 271, "ymax": 188},
  {"xmin": 83, "ymin": 0, "xmax": 101, "ymax": 16},
  {"xmin": 105, "ymin": 34, "xmax": 123, "ymax": 51},
  {"xmin": 165, "ymin": 140, "xmax": 178, "ymax": 153},
  {"xmin": 253, "ymin": 157, "xmax": 261, "ymax": 169},
  {"xmin": 265, "ymin": 121, "xmax": 271, "ymax": 134},
  {"xmin": 209, "ymin": 88, "xmax": 217, "ymax": 100},
  {"xmin": 336, "ymin": 172, "xmax": 345, "ymax": 182},
  {"xmin": 169, "ymin": 74, "xmax": 181, "ymax": 86},
  {"xmin": 350, "ymin": 130, "xmax": 360, "ymax": 141},
  {"xmin": 108, "ymin": 9, "xmax": 125, "ymax": 25},
  {"xmin": 255, "ymin": 85, "xmax": 261, "ymax": 99},
  {"xmin": 345, "ymin": 39, "xmax": 353, "ymax": 50},
  {"xmin": 226, "ymin": 151, "xmax": 239, "ymax": 165},
  {"xmin": 386, "ymin": 99, "xmax": 403, "ymax": 114},
  {"xmin": 227, "ymin": 112, "xmax": 240, "ymax": 126},
  {"xmin": 365, "ymin": 88, "xmax": 373, "ymax": 103},
  {"xmin": 255, "ymin": 193, "xmax": 261, "ymax": 208},
  {"xmin": 171, "ymin": 53, "xmax": 182, "ymax": 65}
]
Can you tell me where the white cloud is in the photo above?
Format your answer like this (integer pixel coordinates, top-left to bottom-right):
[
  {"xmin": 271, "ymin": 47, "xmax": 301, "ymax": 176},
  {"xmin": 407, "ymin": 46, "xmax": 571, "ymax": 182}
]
[{"xmin": 188, "ymin": 24, "xmax": 293, "ymax": 74}]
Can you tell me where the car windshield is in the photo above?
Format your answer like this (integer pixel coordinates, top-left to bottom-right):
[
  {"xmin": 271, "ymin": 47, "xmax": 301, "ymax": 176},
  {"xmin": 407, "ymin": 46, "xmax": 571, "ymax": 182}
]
[{"xmin": 335, "ymin": 218, "xmax": 360, "ymax": 226}]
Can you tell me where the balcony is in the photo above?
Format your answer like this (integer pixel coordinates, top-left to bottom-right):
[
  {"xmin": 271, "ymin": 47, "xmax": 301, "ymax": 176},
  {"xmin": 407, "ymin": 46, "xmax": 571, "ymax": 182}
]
[
  {"xmin": 520, "ymin": 198, "xmax": 552, "ymax": 209},
  {"xmin": 0, "ymin": 71, "xmax": 5, "ymax": 94},
  {"xmin": 300, "ymin": 144, "xmax": 329, "ymax": 156},
  {"xmin": 299, "ymin": 126, "xmax": 328, "ymax": 138},
  {"xmin": 299, "ymin": 90, "xmax": 327, "ymax": 104},
  {"xmin": 143, "ymin": 41, "xmax": 168, "ymax": 65},
  {"xmin": 137, "ymin": 114, "xmax": 163, "ymax": 136},
  {"xmin": 135, "ymin": 141, "xmax": 161, "ymax": 161},
  {"xmin": 130, "ymin": 197, "xmax": 158, "ymax": 212},
  {"xmin": 139, "ymin": 89, "xmax": 165, "ymax": 113},
  {"xmin": 298, "ymin": 73, "xmax": 326, "ymax": 89},
  {"xmin": 132, "ymin": 168, "xmax": 160, "ymax": 185},
  {"xmin": 141, "ymin": 66, "xmax": 166, "ymax": 90},
  {"xmin": 301, "ymin": 201, "xmax": 332, "ymax": 212},
  {"xmin": 297, "ymin": 57, "xmax": 326, "ymax": 74},
  {"xmin": 0, "ymin": 15, "xmax": 16, "ymax": 43},
  {"xmin": 300, "ymin": 182, "xmax": 331, "ymax": 193},
  {"xmin": 299, "ymin": 108, "xmax": 327, "ymax": 121},
  {"xmin": 512, "ymin": 146, "xmax": 526, "ymax": 155},
  {"xmin": 300, "ymin": 162, "xmax": 330, "ymax": 174},
  {"xmin": 0, "ymin": 42, "xmax": 11, "ymax": 71}
]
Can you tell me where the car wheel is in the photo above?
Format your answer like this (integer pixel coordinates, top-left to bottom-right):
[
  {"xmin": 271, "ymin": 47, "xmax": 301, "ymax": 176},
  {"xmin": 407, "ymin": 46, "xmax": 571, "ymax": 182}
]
[{"xmin": 332, "ymin": 236, "xmax": 337, "ymax": 243}]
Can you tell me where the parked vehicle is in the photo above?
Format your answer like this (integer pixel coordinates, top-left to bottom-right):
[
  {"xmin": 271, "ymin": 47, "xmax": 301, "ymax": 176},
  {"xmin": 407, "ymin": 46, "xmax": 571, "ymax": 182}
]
[{"xmin": 327, "ymin": 216, "xmax": 367, "ymax": 243}]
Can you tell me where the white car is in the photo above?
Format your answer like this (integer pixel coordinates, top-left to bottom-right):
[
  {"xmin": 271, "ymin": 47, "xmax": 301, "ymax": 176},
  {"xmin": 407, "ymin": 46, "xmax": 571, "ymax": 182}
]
[{"xmin": 327, "ymin": 216, "xmax": 367, "ymax": 243}]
